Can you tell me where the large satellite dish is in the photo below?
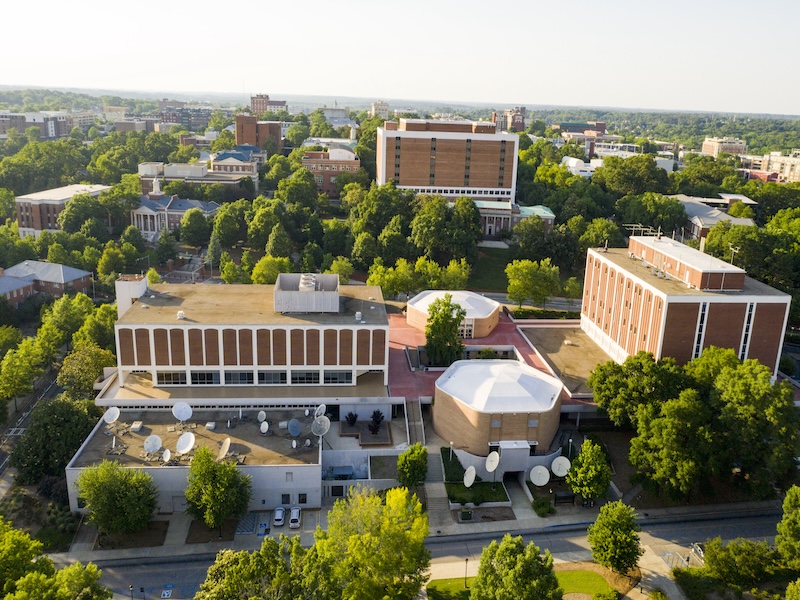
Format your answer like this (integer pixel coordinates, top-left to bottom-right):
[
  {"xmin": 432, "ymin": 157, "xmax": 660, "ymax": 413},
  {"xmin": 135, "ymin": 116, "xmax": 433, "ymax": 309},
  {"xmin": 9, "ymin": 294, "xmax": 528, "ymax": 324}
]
[
  {"xmin": 463, "ymin": 465, "xmax": 476, "ymax": 488},
  {"xmin": 143, "ymin": 435, "xmax": 162, "ymax": 454},
  {"xmin": 288, "ymin": 419, "xmax": 302, "ymax": 437},
  {"xmin": 552, "ymin": 456, "xmax": 571, "ymax": 478},
  {"xmin": 172, "ymin": 402, "xmax": 192, "ymax": 422},
  {"xmin": 162, "ymin": 448, "xmax": 171, "ymax": 463},
  {"xmin": 260, "ymin": 421, "xmax": 269, "ymax": 434},
  {"xmin": 311, "ymin": 416, "xmax": 331, "ymax": 437},
  {"xmin": 176, "ymin": 432, "xmax": 195, "ymax": 455},
  {"xmin": 103, "ymin": 406, "xmax": 120, "ymax": 425},
  {"xmin": 530, "ymin": 465, "xmax": 550, "ymax": 487},
  {"xmin": 217, "ymin": 437, "xmax": 231, "ymax": 462},
  {"xmin": 257, "ymin": 411, "xmax": 267, "ymax": 423},
  {"xmin": 485, "ymin": 451, "xmax": 500, "ymax": 473},
  {"xmin": 314, "ymin": 404, "xmax": 326, "ymax": 419}
]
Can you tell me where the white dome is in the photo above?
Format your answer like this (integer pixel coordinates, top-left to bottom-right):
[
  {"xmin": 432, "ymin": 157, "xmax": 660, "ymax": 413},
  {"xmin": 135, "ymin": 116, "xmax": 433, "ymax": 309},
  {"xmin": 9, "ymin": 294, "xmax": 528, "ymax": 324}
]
[
  {"xmin": 408, "ymin": 290, "xmax": 499, "ymax": 319},
  {"xmin": 436, "ymin": 360, "xmax": 562, "ymax": 413}
]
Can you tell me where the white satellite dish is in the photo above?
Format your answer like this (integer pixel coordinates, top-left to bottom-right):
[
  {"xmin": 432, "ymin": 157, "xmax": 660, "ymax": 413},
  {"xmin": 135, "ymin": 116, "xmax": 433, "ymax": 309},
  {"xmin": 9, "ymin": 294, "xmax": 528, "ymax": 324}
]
[
  {"xmin": 162, "ymin": 448, "xmax": 171, "ymax": 463},
  {"xmin": 530, "ymin": 465, "xmax": 550, "ymax": 487},
  {"xmin": 292, "ymin": 439, "xmax": 297, "ymax": 449},
  {"xmin": 552, "ymin": 456, "xmax": 571, "ymax": 478},
  {"xmin": 176, "ymin": 432, "xmax": 195, "ymax": 455},
  {"xmin": 143, "ymin": 435, "xmax": 162, "ymax": 454},
  {"xmin": 103, "ymin": 406, "xmax": 120, "ymax": 425},
  {"xmin": 311, "ymin": 416, "xmax": 331, "ymax": 437},
  {"xmin": 463, "ymin": 465, "xmax": 476, "ymax": 488},
  {"xmin": 485, "ymin": 451, "xmax": 500, "ymax": 473},
  {"xmin": 217, "ymin": 437, "xmax": 231, "ymax": 462},
  {"xmin": 172, "ymin": 402, "xmax": 192, "ymax": 422},
  {"xmin": 260, "ymin": 421, "xmax": 269, "ymax": 434},
  {"xmin": 257, "ymin": 411, "xmax": 267, "ymax": 423},
  {"xmin": 314, "ymin": 404, "xmax": 326, "ymax": 419}
]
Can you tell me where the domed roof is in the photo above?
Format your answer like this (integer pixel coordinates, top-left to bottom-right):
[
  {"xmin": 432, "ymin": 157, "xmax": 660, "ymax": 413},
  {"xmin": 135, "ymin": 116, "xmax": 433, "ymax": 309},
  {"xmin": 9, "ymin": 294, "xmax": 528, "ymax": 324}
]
[
  {"xmin": 408, "ymin": 290, "xmax": 500, "ymax": 319},
  {"xmin": 436, "ymin": 360, "xmax": 562, "ymax": 413}
]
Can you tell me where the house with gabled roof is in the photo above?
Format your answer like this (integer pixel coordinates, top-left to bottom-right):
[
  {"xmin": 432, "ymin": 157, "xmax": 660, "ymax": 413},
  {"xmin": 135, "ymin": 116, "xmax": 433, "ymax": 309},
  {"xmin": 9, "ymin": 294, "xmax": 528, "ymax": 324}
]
[{"xmin": 3, "ymin": 260, "xmax": 92, "ymax": 298}]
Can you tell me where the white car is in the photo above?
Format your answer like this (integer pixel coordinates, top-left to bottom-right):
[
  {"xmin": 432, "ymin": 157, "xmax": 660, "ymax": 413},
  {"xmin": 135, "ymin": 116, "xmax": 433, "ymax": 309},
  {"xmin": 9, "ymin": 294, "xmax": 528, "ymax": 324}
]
[
  {"xmin": 272, "ymin": 507, "xmax": 285, "ymax": 527},
  {"xmin": 289, "ymin": 506, "xmax": 301, "ymax": 529}
]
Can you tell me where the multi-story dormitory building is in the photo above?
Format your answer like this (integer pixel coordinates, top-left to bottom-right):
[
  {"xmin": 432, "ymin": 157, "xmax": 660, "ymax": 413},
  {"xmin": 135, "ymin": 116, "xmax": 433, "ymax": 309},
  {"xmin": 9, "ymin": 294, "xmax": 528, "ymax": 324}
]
[{"xmin": 581, "ymin": 235, "xmax": 790, "ymax": 374}]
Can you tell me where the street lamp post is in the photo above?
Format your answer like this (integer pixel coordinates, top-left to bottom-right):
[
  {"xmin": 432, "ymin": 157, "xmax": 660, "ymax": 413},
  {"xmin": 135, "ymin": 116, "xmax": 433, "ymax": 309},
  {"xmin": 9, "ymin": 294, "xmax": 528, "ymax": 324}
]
[
  {"xmin": 449, "ymin": 441, "xmax": 453, "ymax": 462},
  {"xmin": 464, "ymin": 557, "xmax": 469, "ymax": 588},
  {"xmin": 568, "ymin": 438, "xmax": 573, "ymax": 459},
  {"xmin": 129, "ymin": 584, "xmax": 134, "ymax": 599}
]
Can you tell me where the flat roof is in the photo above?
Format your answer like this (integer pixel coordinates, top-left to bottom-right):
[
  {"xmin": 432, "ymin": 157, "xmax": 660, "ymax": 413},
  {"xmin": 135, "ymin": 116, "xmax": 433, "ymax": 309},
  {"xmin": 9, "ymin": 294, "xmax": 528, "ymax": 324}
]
[
  {"xmin": 71, "ymin": 408, "xmax": 320, "ymax": 469},
  {"xmin": 118, "ymin": 283, "xmax": 388, "ymax": 327},
  {"xmin": 595, "ymin": 247, "xmax": 789, "ymax": 299},
  {"xmin": 97, "ymin": 372, "xmax": 389, "ymax": 405},
  {"xmin": 629, "ymin": 235, "xmax": 745, "ymax": 275},
  {"xmin": 436, "ymin": 360, "xmax": 562, "ymax": 413},
  {"xmin": 408, "ymin": 290, "xmax": 500, "ymax": 319},
  {"xmin": 16, "ymin": 184, "xmax": 111, "ymax": 202}
]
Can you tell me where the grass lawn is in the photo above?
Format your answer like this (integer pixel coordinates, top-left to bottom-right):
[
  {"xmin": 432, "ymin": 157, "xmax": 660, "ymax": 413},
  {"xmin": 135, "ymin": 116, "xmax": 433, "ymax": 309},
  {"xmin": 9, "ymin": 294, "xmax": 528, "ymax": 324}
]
[
  {"xmin": 467, "ymin": 247, "xmax": 513, "ymax": 291},
  {"xmin": 428, "ymin": 570, "xmax": 611, "ymax": 599},
  {"xmin": 444, "ymin": 482, "xmax": 508, "ymax": 505}
]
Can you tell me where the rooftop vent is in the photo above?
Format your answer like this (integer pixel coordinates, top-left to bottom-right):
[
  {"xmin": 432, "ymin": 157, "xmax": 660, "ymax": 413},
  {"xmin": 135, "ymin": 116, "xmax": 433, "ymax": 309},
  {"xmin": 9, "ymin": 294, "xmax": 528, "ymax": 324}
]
[
  {"xmin": 177, "ymin": 310, "xmax": 186, "ymax": 320},
  {"xmin": 355, "ymin": 311, "xmax": 362, "ymax": 321}
]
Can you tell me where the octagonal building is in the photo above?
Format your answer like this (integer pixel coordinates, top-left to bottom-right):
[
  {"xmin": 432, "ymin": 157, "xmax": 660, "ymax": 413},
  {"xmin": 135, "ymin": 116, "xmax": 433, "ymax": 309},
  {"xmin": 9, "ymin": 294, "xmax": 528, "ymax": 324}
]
[
  {"xmin": 407, "ymin": 290, "xmax": 500, "ymax": 338},
  {"xmin": 433, "ymin": 360, "xmax": 563, "ymax": 456}
]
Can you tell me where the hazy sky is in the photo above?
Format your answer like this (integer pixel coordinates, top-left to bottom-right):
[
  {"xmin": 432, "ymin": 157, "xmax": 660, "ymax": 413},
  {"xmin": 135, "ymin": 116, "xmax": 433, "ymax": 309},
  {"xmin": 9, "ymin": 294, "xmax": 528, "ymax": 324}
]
[{"xmin": 3, "ymin": 0, "xmax": 797, "ymax": 115}]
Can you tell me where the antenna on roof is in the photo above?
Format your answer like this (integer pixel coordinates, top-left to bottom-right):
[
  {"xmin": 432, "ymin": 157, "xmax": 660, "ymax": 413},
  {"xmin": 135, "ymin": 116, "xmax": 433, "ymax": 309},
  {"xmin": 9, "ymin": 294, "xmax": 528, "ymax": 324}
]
[{"xmin": 729, "ymin": 244, "xmax": 740, "ymax": 267}]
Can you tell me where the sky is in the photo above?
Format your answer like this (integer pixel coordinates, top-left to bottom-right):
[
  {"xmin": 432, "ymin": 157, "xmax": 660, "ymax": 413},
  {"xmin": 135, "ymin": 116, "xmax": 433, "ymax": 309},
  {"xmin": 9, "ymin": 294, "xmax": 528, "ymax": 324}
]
[{"xmin": 3, "ymin": 0, "xmax": 798, "ymax": 115}]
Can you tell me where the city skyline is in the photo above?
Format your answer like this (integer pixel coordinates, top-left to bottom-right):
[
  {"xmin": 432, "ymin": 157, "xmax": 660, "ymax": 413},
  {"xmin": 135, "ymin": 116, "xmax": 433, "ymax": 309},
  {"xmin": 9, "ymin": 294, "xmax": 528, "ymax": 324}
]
[{"xmin": 2, "ymin": 0, "xmax": 798, "ymax": 116}]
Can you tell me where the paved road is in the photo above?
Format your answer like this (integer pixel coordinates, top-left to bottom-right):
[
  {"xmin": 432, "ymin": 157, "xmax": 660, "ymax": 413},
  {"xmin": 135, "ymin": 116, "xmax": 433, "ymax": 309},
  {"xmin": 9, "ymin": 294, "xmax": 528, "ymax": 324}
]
[{"xmin": 98, "ymin": 513, "xmax": 779, "ymax": 598}]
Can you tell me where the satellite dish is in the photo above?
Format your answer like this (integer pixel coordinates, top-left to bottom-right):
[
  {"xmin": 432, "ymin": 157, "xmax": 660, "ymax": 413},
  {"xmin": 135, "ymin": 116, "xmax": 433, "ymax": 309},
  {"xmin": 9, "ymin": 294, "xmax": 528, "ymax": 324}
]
[
  {"xmin": 552, "ymin": 456, "xmax": 571, "ymax": 478},
  {"xmin": 143, "ymin": 435, "xmax": 162, "ymax": 454},
  {"xmin": 103, "ymin": 406, "xmax": 120, "ymax": 425},
  {"xmin": 260, "ymin": 421, "xmax": 269, "ymax": 434},
  {"xmin": 314, "ymin": 404, "xmax": 326, "ymax": 418},
  {"xmin": 257, "ymin": 411, "xmax": 267, "ymax": 423},
  {"xmin": 485, "ymin": 451, "xmax": 500, "ymax": 473},
  {"xmin": 292, "ymin": 439, "xmax": 297, "ymax": 449},
  {"xmin": 176, "ymin": 432, "xmax": 195, "ymax": 455},
  {"xmin": 217, "ymin": 437, "xmax": 231, "ymax": 462},
  {"xmin": 172, "ymin": 402, "xmax": 192, "ymax": 422},
  {"xmin": 311, "ymin": 416, "xmax": 331, "ymax": 437},
  {"xmin": 162, "ymin": 448, "xmax": 171, "ymax": 463},
  {"xmin": 288, "ymin": 419, "xmax": 302, "ymax": 437},
  {"xmin": 463, "ymin": 465, "xmax": 476, "ymax": 488},
  {"xmin": 530, "ymin": 465, "xmax": 550, "ymax": 487}
]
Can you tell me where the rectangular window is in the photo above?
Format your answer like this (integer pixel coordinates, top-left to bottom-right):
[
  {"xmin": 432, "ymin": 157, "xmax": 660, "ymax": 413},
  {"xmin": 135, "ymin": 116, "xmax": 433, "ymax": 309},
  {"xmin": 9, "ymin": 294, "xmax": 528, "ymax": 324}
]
[
  {"xmin": 332, "ymin": 486, "xmax": 344, "ymax": 497},
  {"xmin": 490, "ymin": 419, "xmax": 501, "ymax": 428},
  {"xmin": 224, "ymin": 371, "xmax": 254, "ymax": 385},
  {"xmin": 299, "ymin": 493, "xmax": 307, "ymax": 504},
  {"xmin": 527, "ymin": 419, "xmax": 539, "ymax": 428},
  {"xmin": 156, "ymin": 371, "xmax": 187, "ymax": 385},
  {"xmin": 281, "ymin": 493, "xmax": 291, "ymax": 505},
  {"xmin": 291, "ymin": 371, "xmax": 320, "ymax": 384},
  {"xmin": 191, "ymin": 371, "xmax": 220, "ymax": 385},
  {"xmin": 323, "ymin": 370, "xmax": 352, "ymax": 384},
  {"xmin": 258, "ymin": 371, "xmax": 287, "ymax": 385}
]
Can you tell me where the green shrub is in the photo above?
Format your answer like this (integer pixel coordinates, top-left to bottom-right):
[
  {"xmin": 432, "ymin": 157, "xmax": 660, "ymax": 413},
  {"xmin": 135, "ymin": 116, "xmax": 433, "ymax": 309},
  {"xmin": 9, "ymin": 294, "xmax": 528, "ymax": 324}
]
[
  {"xmin": 593, "ymin": 591, "xmax": 619, "ymax": 600},
  {"xmin": 533, "ymin": 496, "xmax": 555, "ymax": 517},
  {"xmin": 512, "ymin": 308, "xmax": 581, "ymax": 320},
  {"xmin": 704, "ymin": 537, "xmax": 777, "ymax": 588},
  {"xmin": 649, "ymin": 591, "xmax": 669, "ymax": 600}
]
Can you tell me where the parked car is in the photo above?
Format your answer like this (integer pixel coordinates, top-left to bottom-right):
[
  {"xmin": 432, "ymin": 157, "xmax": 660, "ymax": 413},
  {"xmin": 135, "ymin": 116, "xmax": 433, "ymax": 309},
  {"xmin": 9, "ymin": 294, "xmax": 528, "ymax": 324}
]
[
  {"xmin": 691, "ymin": 542, "xmax": 705, "ymax": 564},
  {"xmin": 273, "ymin": 507, "xmax": 285, "ymax": 527},
  {"xmin": 289, "ymin": 506, "xmax": 302, "ymax": 529}
]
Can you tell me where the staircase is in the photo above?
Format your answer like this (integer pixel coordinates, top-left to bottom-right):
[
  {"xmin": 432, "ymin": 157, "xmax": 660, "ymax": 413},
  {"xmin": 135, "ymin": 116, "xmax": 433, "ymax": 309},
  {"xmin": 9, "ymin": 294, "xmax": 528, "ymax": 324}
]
[{"xmin": 405, "ymin": 398, "xmax": 425, "ymax": 445}]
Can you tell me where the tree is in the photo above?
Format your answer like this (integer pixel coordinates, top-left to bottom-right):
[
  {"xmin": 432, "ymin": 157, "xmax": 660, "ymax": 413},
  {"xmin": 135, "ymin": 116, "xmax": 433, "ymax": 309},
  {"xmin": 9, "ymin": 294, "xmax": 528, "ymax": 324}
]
[
  {"xmin": 0, "ymin": 326, "xmax": 22, "ymax": 361},
  {"xmin": 615, "ymin": 192, "xmax": 687, "ymax": 235},
  {"xmin": 530, "ymin": 258, "xmax": 560, "ymax": 308},
  {"xmin": 76, "ymin": 461, "xmax": 157, "ymax": 536},
  {"xmin": 579, "ymin": 218, "xmax": 624, "ymax": 252},
  {"xmin": 397, "ymin": 443, "xmax": 428, "ymax": 488},
  {"xmin": 285, "ymin": 123, "xmax": 310, "ymax": 147},
  {"xmin": 56, "ymin": 194, "xmax": 105, "ymax": 234},
  {"xmin": 351, "ymin": 231, "xmax": 378, "ymax": 271},
  {"xmin": 704, "ymin": 537, "xmax": 776, "ymax": 588},
  {"xmin": 185, "ymin": 446, "xmax": 252, "ymax": 535},
  {"xmin": 265, "ymin": 223, "xmax": 293, "ymax": 258},
  {"xmin": 56, "ymin": 342, "xmax": 116, "ymax": 400},
  {"xmin": 592, "ymin": 155, "xmax": 670, "ymax": 196},
  {"xmin": 566, "ymin": 439, "xmax": 611, "ymax": 501},
  {"xmin": 777, "ymin": 486, "xmax": 800, "ymax": 570},
  {"xmin": 119, "ymin": 225, "xmax": 145, "ymax": 252},
  {"xmin": 0, "ymin": 337, "xmax": 42, "ymax": 419},
  {"xmin": 155, "ymin": 229, "xmax": 177, "ymax": 265},
  {"xmin": 251, "ymin": 255, "xmax": 291, "ymax": 284},
  {"xmin": 506, "ymin": 259, "xmax": 536, "ymax": 307},
  {"xmin": 10, "ymin": 395, "xmax": 96, "ymax": 484},
  {"xmin": 0, "ymin": 519, "xmax": 55, "ymax": 594},
  {"xmin": 325, "ymin": 256, "xmax": 354, "ymax": 284},
  {"xmin": 179, "ymin": 208, "xmax": 211, "ymax": 247},
  {"xmin": 513, "ymin": 215, "xmax": 548, "ymax": 260},
  {"xmin": 787, "ymin": 579, "xmax": 800, "ymax": 600},
  {"xmin": 410, "ymin": 195, "xmax": 450, "ymax": 260},
  {"xmin": 440, "ymin": 258, "xmax": 471, "ymax": 290},
  {"xmin": 72, "ymin": 304, "xmax": 117, "ymax": 352},
  {"xmin": 587, "ymin": 501, "xmax": 643, "ymax": 574},
  {"xmin": 96, "ymin": 246, "xmax": 125, "ymax": 283},
  {"xmin": 316, "ymin": 486, "xmax": 430, "ymax": 600},
  {"xmin": 146, "ymin": 266, "xmax": 161, "ymax": 285},
  {"xmin": 425, "ymin": 293, "xmax": 466, "ymax": 367},
  {"xmin": 470, "ymin": 534, "xmax": 562, "ymax": 600},
  {"xmin": 563, "ymin": 277, "xmax": 582, "ymax": 306},
  {"xmin": 210, "ymin": 129, "xmax": 235, "ymax": 152}
]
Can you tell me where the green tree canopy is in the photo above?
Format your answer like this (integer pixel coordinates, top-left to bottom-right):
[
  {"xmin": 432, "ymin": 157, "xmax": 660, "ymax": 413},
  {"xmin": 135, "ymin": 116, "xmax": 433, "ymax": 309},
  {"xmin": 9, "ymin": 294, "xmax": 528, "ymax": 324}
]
[
  {"xmin": 185, "ymin": 446, "xmax": 252, "ymax": 534},
  {"xmin": 565, "ymin": 439, "xmax": 611, "ymax": 500},
  {"xmin": 587, "ymin": 501, "xmax": 643, "ymax": 574},
  {"xmin": 179, "ymin": 207, "xmax": 211, "ymax": 247},
  {"xmin": 251, "ymin": 255, "xmax": 291, "ymax": 285},
  {"xmin": 470, "ymin": 534, "xmax": 562, "ymax": 600},
  {"xmin": 76, "ymin": 461, "xmax": 157, "ymax": 536},
  {"xmin": 425, "ymin": 293, "xmax": 466, "ymax": 367},
  {"xmin": 397, "ymin": 443, "xmax": 428, "ymax": 488},
  {"xmin": 57, "ymin": 341, "xmax": 116, "ymax": 400},
  {"xmin": 777, "ymin": 486, "xmax": 800, "ymax": 570}
]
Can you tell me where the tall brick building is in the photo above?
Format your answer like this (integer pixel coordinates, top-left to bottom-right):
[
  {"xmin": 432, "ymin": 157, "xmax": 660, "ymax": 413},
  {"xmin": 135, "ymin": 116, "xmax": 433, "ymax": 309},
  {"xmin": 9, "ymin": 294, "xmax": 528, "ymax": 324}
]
[
  {"xmin": 234, "ymin": 115, "xmax": 284, "ymax": 151},
  {"xmin": 15, "ymin": 184, "xmax": 111, "ymax": 238},
  {"xmin": 581, "ymin": 236, "xmax": 790, "ymax": 374}
]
